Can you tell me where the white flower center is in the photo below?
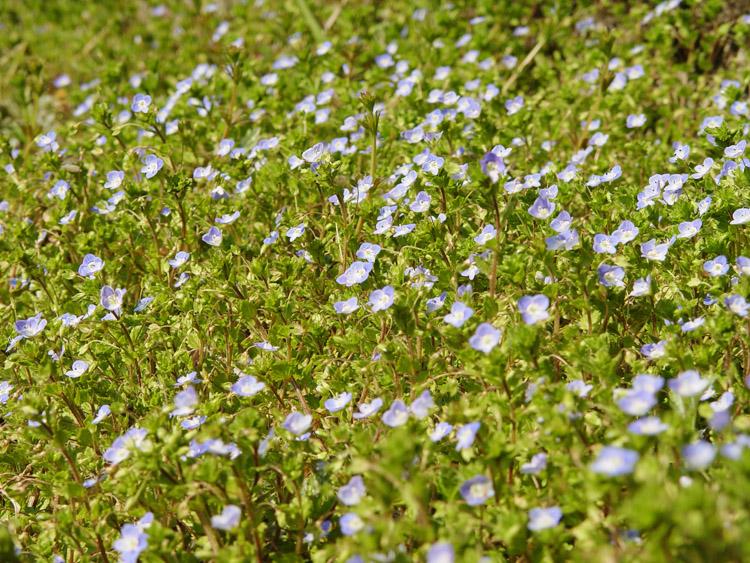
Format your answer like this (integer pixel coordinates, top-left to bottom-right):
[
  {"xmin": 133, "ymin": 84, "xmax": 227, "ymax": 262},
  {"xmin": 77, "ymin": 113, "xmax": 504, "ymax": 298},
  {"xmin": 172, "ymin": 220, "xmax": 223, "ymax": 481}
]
[{"xmin": 470, "ymin": 482, "xmax": 490, "ymax": 499}]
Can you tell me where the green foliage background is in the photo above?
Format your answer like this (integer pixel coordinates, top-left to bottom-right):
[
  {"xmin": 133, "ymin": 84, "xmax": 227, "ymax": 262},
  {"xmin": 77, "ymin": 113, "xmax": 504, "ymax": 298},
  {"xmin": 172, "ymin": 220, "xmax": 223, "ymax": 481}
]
[{"xmin": 1, "ymin": 0, "xmax": 750, "ymax": 561}]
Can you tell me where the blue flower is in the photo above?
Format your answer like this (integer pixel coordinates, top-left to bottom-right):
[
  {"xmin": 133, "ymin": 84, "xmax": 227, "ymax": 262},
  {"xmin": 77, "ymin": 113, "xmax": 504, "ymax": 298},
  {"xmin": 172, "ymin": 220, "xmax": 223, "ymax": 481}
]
[
  {"xmin": 528, "ymin": 196, "xmax": 555, "ymax": 220},
  {"xmin": 629, "ymin": 276, "xmax": 652, "ymax": 297},
  {"xmin": 668, "ymin": 370, "xmax": 709, "ymax": 397},
  {"xmin": 82, "ymin": 476, "xmax": 100, "ymax": 489},
  {"xmin": 426, "ymin": 292, "xmax": 447, "ymax": 313},
  {"xmin": 401, "ymin": 125, "xmax": 424, "ymax": 144},
  {"xmin": 334, "ymin": 297, "xmax": 359, "ymax": 315},
  {"xmin": 254, "ymin": 341, "xmax": 278, "ymax": 351},
  {"xmin": 410, "ymin": 191, "xmax": 431, "ymax": 213},
  {"xmin": 590, "ymin": 446, "xmax": 639, "ymax": 476},
  {"xmin": 460, "ymin": 262, "xmax": 480, "ymax": 280},
  {"xmin": 92, "ymin": 405, "xmax": 111, "ymax": 425},
  {"xmin": 468, "ymin": 323, "xmax": 501, "ymax": 354},
  {"xmin": 617, "ymin": 389, "xmax": 657, "ymax": 416},
  {"xmin": 457, "ymin": 284, "xmax": 472, "ymax": 298},
  {"xmin": 641, "ymin": 238, "xmax": 672, "ymax": 261},
  {"xmin": 181, "ymin": 415, "xmax": 206, "ymax": 430},
  {"xmin": 35, "ymin": 130, "xmax": 58, "ymax": 152},
  {"xmin": 680, "ymin": 317, "xmax": 705, "ymax": 333},
  {"xmin": 592, "ymin": 234, "xmax": 617, "ymax": 254},
  {"xmin": 682, "ymin": 441, "xmax": 716, "ymax": 470},
  {"xmin": 641, "ymin": 340, "xmax": 667, "ymax": 360},
  {"xmin": 393, "ymin": 223, "xmax": 416, "ymax": 237},
  {"xmin": 113, "ymin": 522, "xmax": 149, "ymax": 562},
  {"xmin": 520, "ymin": 453, "xmax": 547, "ymax": 474},
  {"xmin": 0, "ymin": 381, "xmax": 15, "ymax": 405},
  {"xmin": 187, "ymin": 437, "xmax": 241, "ymax": 459},
  {"xmin": 168, "ymin": 251, "xmax": 190, "ymax": 268},
  {"xmin": 59, "ymin": 209, "xmax": 77, "ymax": 225},
  {"xmin": 175, "ymin": 371, "xmax": 201, "ymax": 386},
  {"xmin": 546, "ymin": 229, "xmax": 580, "ymax": 251},
  {"xmin": 626, "ymin": 114, "xmax": 646, "ymax": 128},
  {"xmin": 676, "ymin": 219, "xmax": 702, "ymax": 239},
  {"xmin": 59, "ymin": 312, "xmax": 79, "ymax": 327},
  {"xmin": 566, "ymin": 380, "xmax": 592, "ymax": 398},
  {"xmin": 103, "ymin": 427, "xmax": 150, "ymax": 465},
  {"xmin": 216, "ymin": 138, "xmax": 235, "ymax": 156},
  {"xmin": 589, "ymin": 132, "xmax": 609, "ymax": 147},
  {"xmin": 725, "ymin": 294, "xmax": 749, "ymax": 317},
  {"xmin": 724, "ymin": 140, "xmax": 747, "ymax": 158},
  {"xmin": 557, "ymin": 164, "xmax": 578, "ymax": 183},
  {"xmin": 65, "ymin": 360, "xmax": 90, "ymax": 379},
  {"xmin": 427, "ymin": 542, "xmax": 454, "ymax": 563},
  {"xmin": 528, "ymin": 506, "xmax": 562, "ymax": 531},
  {"xmin": 133, "ymin": 297, "xmax": 154, "ymax": 313},
  {"xmin": 628, "ymin": 416, "xmax": 668, "ymax": 436},
  {"xmin": 47, "ymin": 180, "xmax": 69, "ymax": 200},
  {"xmin": 721, "ymin": 442, "xmax": 744, "ymax": 460},
  {"xmin": 202, "ymin": 226, "xmax": 223, "ymax": 246},
  {"xmin": 410, "ymin": 390, "xmax": 434, "ymax": 419},
  {"xmin": 474, "ymin": 224, "xmax": 497, "ymax": 245},
  {"xmin": 730, "ymin": 208, "xmax": 750, "ymax": 225},
  {"xmin": 353, "ymin": 397, "xmax": 383, "ymax": 419},
  {"xmin": 406, "ymin": 265, "xmax": 437, "ymax": 289},
  {"xmin": 540, "ymin": 184, "xmax": 558, "ymax": 199},
  {"xmin": 550, "ymin": 210, "xmax": 572, "ymax": 232},
  {"xmin": 612, "ymin": 220, "xmax": 639, "ymax": 244},
  {"xmin": 336, "ymin": 261, "xmax": 373, "ymax": 286},
  {"xmin": 324, "ymin": 392, "xmax": 352, "ymax": 413},
  {"xmin": 356, "ymin": 242, "xmax": 381, "ymax": 262},
  {"xmin": 140, "ymin": 154, "xmax": 163, "ymax": 179},
  {"xmin": 443, "ymin": 301, "xmax": 474, "ymax": 328},
  {"xmin": 598, "ymin": 264, "xmax": 625, "ymax": 288},
  {"xmin": 170, "ymin": 385, "xmax": 198, "ymax": 417},
  {"xmin": 480, "ymin": 151, "xmax": 506, "ymax": 184},
  {"xmin": 337, "ymin": 476, "xmax": 366, "ymax": 506},
  {"xmin": 193, "ymin": 165, "xmax": 216, "ymax": 181},
  {"xmin": 174, "ymin": 272, "xmax": 190, "ymax": 288},
  {"xmin": 131, "ymin": 93, "xmax": 152, "ymax": 113},
  {"xmin": 180, "ymin": 415, "xmax": 206, "ymax": 430},
  {"xmin": 216, "ymin": 211, "xmax": 240, "ymax": 224},
  {"xmin": 382, "ymin": 399, "xmax": 409, "ymax": 427},
  {"xmin": 286, "ymin": 223, "xmax": 306, "ymax": 241},
  {"xmin": 211, "ymin": 505, "xmax": 241, "ymax": 531},
  {"xmin": 455, "ymin": 422, "xmax": 480, "ymax": 451},
  {"xmin": 632, "ymin": 374, "xmax": 664, "ymax": 393},
  {"xmin": 100, "ymin": 285, "xmax": 126, "ymax": 312},
  {"xmin": 710, "ymin": 391, "xmax": 734, "ymax": 413},
  {"xmin": 505, "ymin": 95, "xmax": 524, "ymax": 115},
  {"xmin": 669, "ymin": 141, "xmax": 690, "ymax": 163},
  {"xmin": 604, "ymin": 165, "xmax": 623, "ymax": 184},
  {"xmin": 340, "ymin": 513, "xmax": 365, "ymax": 536},
  {"xmin": 77, "ymin": 254, "xmax": 104, "ymax": 278},
  {"xmin": 374, "ymin": 216, "xmax": 393, "ymax": 234},
  {"xmin": 429, "ymin": 422, "xmax": 453, "ymax": 442},
  {"xmin": 368, "ymin": 286, "xmax": 394, "ymax": 312},
  {"xmin": 282, "ymin": 412, "xmax": 312, "ymax": 436},
  {"xmin": 704, "ymin": 255, "xmax": 729, "ymax": 277},
  {"xmin": 421, "ymin": 155, "xmax": 444, "ymax": 176},
  {"xmin": 459, "ymin": 475, "xmax": 494, "ymax": 506},
  {"xmin": 691, "ymin": 158, "xmax": 714, "ymax": 180},
  {"xmin": 518, "ymin": 294, "xmax": 550, "ymax": 324},
  {"xmin": 14, "ymin": 312, "xmax": 47, "ymax": 338},
  {"xmin": 231, "ymin": 375, "xmax": 265, "ymax": 397}
]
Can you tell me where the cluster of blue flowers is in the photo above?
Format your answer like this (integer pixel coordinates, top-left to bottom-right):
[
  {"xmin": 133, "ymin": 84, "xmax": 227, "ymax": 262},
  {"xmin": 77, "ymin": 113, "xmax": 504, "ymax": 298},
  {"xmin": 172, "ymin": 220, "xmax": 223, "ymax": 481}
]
[{"xmin": 2, "ymin": 1, "xmax": 750, "ymax": 561}]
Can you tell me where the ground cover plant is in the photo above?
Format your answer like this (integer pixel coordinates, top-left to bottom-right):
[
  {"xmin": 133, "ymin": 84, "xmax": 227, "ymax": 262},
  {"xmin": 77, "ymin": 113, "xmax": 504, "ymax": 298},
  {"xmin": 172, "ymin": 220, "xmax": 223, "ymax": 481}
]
[{"xmin": 1, "ymin": 0, "xmax": 750, "ymax": 561}]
